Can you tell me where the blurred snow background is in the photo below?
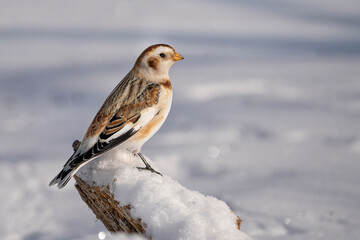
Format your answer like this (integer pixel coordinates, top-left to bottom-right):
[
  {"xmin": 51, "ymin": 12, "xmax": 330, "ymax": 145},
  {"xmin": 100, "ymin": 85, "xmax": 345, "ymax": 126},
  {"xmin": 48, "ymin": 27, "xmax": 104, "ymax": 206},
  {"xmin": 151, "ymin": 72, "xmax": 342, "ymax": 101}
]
[{"xmin": 0, "ymin": 0, "xmax": 359, "ymax": 239}]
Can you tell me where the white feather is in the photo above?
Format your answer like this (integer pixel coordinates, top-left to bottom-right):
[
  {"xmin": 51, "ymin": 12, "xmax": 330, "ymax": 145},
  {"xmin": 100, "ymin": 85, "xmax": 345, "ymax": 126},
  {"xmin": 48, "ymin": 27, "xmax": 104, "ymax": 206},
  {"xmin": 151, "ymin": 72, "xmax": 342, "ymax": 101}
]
[
  {"xmin": 102, "ymin": 124, "xmax": 132, "ymax": 143},
  {"xmin": 134, "ymin": 107, "xmax": 158, "ymax": 130},
  {"xmin": 77, "ymin": 137, "xmax": 97, "ymax": 154}
]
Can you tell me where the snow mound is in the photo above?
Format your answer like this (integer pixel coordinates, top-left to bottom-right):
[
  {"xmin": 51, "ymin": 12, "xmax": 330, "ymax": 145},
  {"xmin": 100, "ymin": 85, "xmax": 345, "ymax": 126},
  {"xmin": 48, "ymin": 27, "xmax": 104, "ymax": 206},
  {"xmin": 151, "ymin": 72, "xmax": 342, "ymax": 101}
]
[{"xmin": 77, "ymin": 150, "xmax": 252, "ymax": 240}]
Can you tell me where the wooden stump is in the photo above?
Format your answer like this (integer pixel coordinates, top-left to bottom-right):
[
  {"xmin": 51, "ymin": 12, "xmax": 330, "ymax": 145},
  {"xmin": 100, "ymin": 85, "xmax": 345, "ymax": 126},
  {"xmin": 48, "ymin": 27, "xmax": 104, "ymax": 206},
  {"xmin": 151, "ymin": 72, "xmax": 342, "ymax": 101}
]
[{"xmin": 74, "ymin": 176, "xmax": 148, "ymax": 236}]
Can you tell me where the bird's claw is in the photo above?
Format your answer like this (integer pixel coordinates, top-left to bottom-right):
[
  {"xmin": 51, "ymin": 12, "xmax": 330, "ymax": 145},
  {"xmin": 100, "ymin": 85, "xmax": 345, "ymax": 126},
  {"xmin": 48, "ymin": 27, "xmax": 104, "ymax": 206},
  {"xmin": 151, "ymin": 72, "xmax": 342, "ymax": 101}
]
[{"xmin": 137, "ymin": 166, "xmax": 163, "ymax": 176}]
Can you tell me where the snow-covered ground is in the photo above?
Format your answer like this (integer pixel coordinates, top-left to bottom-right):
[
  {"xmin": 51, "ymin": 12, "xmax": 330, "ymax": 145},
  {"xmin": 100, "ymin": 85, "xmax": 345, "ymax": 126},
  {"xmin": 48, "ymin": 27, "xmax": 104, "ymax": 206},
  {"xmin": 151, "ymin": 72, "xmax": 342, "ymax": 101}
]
[
  {"xmin": 1, "ymin": 1, "xmax": 360, "ymax": 239},
  {"xmin": 77, "ymin": 150, "xmax": 251, "ymax": 240}
]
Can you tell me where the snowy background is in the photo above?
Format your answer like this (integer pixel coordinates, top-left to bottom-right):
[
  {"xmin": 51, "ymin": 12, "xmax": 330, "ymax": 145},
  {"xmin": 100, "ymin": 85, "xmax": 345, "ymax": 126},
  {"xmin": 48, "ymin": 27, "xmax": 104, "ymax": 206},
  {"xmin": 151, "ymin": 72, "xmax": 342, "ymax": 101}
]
[{"xmin": 1, "ymin": 0, "xmax": 360, "ymax": 239}]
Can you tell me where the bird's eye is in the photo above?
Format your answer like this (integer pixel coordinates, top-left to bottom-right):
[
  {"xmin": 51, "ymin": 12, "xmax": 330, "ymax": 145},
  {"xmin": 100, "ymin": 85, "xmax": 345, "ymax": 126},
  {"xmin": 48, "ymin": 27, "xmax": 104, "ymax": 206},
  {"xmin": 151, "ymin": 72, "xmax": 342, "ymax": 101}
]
[{"xmin": 159, "ymin": 53, "xmax": 166, "ymax": 58}]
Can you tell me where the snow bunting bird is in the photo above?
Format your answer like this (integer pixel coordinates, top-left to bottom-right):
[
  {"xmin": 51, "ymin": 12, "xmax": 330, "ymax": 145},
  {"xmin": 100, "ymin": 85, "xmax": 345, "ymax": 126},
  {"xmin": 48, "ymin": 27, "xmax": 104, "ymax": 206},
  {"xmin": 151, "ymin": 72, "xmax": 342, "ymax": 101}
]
[{"xmin": 49, "ymin": 44, "xmax": 183, "ymax": 189}]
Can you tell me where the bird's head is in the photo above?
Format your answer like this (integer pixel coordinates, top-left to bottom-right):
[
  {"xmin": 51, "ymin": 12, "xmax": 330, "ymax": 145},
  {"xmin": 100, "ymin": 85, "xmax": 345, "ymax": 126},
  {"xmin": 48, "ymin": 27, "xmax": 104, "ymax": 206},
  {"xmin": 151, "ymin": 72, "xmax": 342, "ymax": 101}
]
[{"xmin": 134, "ymin": 44, "xmax": 184, "ymax": 81}]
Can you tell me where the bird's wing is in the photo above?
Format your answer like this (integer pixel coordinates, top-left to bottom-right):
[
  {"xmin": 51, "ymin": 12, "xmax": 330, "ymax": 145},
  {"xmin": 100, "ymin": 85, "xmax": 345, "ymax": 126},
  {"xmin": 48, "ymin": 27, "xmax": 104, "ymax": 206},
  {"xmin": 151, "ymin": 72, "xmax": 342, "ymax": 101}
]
[{"xmin": 69, "ymin": 82, "xmax": 162, "ymax": 168}]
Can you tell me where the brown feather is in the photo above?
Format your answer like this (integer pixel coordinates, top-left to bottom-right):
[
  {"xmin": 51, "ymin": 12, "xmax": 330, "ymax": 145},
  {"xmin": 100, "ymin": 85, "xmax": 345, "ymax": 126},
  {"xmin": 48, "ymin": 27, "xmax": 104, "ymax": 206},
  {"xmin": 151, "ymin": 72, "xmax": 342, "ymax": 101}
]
[
  {"xmin": 147, "ymin": 57, "xmax": 159, "ymax": 70},
  {"xmin": 84, "ymin": 77, "xmax": 162, "ymax": 140},
  {"xmin": 160, "ymin": 79, "xmax": 172, "ymax": 90}
]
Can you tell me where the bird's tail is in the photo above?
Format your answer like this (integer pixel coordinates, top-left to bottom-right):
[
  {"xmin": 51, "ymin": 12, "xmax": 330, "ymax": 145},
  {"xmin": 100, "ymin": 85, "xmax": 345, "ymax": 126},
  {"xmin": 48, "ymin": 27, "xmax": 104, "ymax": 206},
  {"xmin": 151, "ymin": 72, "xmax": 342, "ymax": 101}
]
[
  {"xmin": 49, "ymin": 149, "xmax": 94, "ymax": 189},
  {"xmin": 49, "ymin": 144, "xmax": 88, "ymax": 189},
  {"xmin": 49, "ymin": 166, "xmax": 79, "ymax": 189}
]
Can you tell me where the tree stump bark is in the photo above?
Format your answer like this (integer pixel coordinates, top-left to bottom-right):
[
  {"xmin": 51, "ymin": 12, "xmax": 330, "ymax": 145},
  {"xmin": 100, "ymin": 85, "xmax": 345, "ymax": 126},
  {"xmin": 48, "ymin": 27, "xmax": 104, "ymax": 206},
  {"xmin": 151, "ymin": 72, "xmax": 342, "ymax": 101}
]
[{"xmin": 74, "ymin": 176, "xmax": 148, "ymax": 236}]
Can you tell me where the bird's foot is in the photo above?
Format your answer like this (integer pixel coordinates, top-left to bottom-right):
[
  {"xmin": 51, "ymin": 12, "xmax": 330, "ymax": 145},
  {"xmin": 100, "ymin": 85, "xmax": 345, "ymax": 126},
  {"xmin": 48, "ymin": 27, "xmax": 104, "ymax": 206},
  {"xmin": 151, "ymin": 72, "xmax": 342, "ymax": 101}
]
[
  {"xmin": 137, "ymin": 166, "xmax": 163, "ymax": 176},
  {"xmin": 136, "ymin": 152, "xmax": 163, "ymax": 176}
]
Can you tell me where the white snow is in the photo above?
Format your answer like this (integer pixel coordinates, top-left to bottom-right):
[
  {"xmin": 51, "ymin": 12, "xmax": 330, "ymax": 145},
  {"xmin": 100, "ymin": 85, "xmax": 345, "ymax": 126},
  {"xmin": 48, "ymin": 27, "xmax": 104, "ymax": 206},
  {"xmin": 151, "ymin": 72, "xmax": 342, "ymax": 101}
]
[
  {"xmin": 77, "ymin": 150, "xmax": 251, "ymax": 240},
  {"xmin": 1, "ymin": 0, "xmax": 360, "ymax": 240}
]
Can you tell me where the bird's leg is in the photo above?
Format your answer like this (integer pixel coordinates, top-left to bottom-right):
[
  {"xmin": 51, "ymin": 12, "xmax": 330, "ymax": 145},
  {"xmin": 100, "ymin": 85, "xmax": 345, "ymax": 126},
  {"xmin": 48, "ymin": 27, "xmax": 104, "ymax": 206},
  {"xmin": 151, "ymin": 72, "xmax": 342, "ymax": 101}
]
[{"xmin": 136, "ymin": 152, "xmax": 162, "ymax": 176}]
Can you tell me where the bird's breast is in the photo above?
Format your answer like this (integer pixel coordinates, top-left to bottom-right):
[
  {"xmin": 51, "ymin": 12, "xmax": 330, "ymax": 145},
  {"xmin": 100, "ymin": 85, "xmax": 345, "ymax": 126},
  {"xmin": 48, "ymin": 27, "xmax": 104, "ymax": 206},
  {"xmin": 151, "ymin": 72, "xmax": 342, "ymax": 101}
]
[{"xmin": 129, "ymin": 82, "xmax": 172, "ymax": 147}]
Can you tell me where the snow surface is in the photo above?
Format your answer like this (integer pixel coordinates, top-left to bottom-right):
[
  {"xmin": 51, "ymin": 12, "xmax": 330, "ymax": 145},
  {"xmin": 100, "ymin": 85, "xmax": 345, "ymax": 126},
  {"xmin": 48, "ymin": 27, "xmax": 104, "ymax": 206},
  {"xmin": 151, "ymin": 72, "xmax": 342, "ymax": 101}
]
[
  {"xmin": 1, "ymin": 0, "xmax": 360, "ymax": 240},
  {"xmin": 77, "ymin": 150, "xmax": 251, "ymax": 240}
]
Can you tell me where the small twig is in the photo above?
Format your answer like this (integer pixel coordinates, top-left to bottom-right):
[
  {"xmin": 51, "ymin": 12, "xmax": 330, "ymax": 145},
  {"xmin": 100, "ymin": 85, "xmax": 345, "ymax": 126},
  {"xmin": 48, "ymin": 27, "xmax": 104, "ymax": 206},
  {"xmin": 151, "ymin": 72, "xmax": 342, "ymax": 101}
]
[{"xmin": 72, "ymin": 140, "xmax": 81, "ymax": 152}]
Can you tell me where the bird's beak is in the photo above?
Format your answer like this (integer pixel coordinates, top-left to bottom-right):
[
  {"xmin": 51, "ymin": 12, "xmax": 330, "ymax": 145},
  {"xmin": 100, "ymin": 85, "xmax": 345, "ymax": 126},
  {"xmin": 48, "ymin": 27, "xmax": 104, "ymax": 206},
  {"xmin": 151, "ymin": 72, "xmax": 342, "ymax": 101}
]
[{"xmin": 173, "ymin": 52, "xmax": 184, "ymax": 61}]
